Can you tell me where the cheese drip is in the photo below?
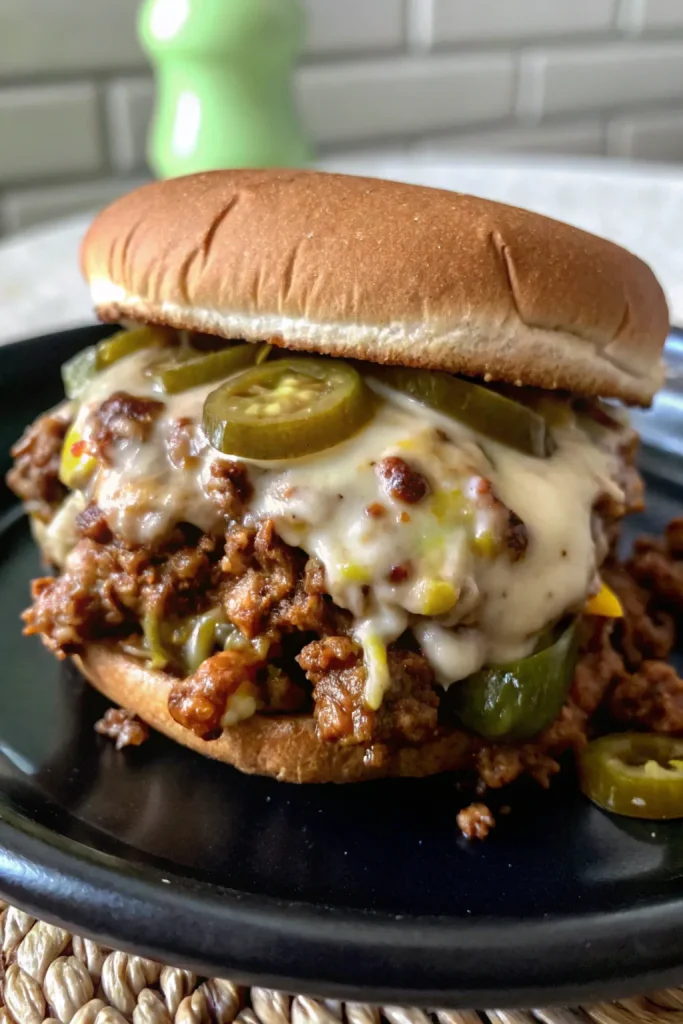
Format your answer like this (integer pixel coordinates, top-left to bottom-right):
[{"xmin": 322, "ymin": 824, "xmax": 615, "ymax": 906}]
[{"xmin": 46, "ymin": 348, "xmax": 625, "ymax": 710}]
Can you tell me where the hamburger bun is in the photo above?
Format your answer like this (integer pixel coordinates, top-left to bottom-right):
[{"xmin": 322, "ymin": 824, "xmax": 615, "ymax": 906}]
[
  {"xmin": 81, "ymin": 169, "xmax": 669, "ymax": 406},
  {"xmin": 77, "ymin": 644, "xmax": 475, "ymax": 783}
]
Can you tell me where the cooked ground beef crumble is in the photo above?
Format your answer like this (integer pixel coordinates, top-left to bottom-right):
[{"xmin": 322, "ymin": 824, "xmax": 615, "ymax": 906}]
[
  {"xmin": 7, "ymin": 410, "xmax": 70, "ymax": 522},
  {"xmin": 95, "ymin": 707, "xmax": 149, "ymax": 750},
  {"xmin": 457, "ymin": 802, "xmax": 496, "ymax": 840},
  {"xmin": 9, "ymin": 402, "xmax": 683, "ymax": 840}
]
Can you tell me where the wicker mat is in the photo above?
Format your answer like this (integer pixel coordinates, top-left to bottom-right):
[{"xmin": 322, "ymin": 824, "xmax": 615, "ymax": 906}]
[{"xmin": 1, "ymin": 901, "xmax": 682, "ymax": 1024}]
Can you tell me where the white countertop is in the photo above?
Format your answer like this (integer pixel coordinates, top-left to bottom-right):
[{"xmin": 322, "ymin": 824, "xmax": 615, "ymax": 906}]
[{"xmin": 1, "ymin": 154, "xmax": 682, "ymax": 347}]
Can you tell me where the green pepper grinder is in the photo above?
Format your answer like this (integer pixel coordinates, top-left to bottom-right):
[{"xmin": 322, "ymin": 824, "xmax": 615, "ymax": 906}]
[{"xmin": 138, "ymin": 0, "xmax": 311, "ymax": 179}]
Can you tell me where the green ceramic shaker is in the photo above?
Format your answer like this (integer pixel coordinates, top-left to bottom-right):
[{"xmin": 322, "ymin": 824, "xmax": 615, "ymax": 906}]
[{"xmin": 138, "ymin": 0, "xmax": 311, "ymax": 178}]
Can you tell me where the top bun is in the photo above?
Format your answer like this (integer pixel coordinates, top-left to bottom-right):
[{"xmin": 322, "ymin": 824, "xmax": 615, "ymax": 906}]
[{"xmin": 81, "ymin": 169, "xmax": 669, "ymax": 405}]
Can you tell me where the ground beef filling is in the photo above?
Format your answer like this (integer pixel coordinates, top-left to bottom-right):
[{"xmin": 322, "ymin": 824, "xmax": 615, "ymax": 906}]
[
  {"xmin": 21, "ymin": 490, "xmax": 683, "ymax": 765},
  {"xmin": 25, "ymin": 528, "xmax": 222, "ymax": 655},
  {"xmin": 7, "ymin": 410, "xmax": 70, "ymax": 522},
  {"xmin": 298, "ymin": 637, "xmax": 439, "ymax": 747},
  {"xmin": 89, "ymin": 392, "xmax": 164, "ymax": 463},
  {"xmin": 9, "ymin": 398, "xmax": 683, "ymax": 835}
]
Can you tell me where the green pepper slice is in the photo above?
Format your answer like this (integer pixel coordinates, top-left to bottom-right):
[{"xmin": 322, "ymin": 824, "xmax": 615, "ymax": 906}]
[
  {"xmin": 61, "ymin": 327, "xmax": 174, "ymax": 399},
  {"xmin": 61, "ymin": 346, "xmax": 99, "ymax": 399},
  {"xmin": 142, "ymin": 606, "xmax": 270, "ymax": 674},
  {"xmin": 151, "ymin": 342, "xmax": 266, "ymax": 394},
  {"xmin": 96, "ymin": 325, "xmax": 173, "ymax": 368},
  {"xmin": 183, "ymin": 608, "xmax": 225, "ymax": 673},
  {"xmin": 456, "ymin": 622, "xmax": 577, "ymax": 740},
  {"xmin": 143, "ymin": 607, "xmax": 225, "ymax": 673},
  {"xmin": 579, "ymin": 733, "xmax": 683, "ymax": 819},
  {"xmin": 203, "ymin": 357, "xmax": 374, "ymax": 460},
  {"xmin": 369, "ymin": 366, "xmax": 553, "ymax": 458},
  {"xmin": 142, "ymin": 609, "xmax": 171, "ymax": 670}
]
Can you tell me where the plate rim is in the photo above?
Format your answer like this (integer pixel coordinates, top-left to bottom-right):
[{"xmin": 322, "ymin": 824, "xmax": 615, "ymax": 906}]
[{"xmin": 4, "ymin": 798, "xmax": 683, "ymax": 1007}]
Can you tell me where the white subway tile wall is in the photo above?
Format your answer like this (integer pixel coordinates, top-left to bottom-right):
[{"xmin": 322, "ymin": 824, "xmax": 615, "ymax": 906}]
[
  {"xmin": 0, "ymin": 0, "xmax": 145, "ymax": 76},
  {"xmin": 105, "ymin": 78, "xmax": 154, "ymax": 174},
  {"xmin": 0, "ymin": 84, "xmax": 102, "ymax": 184},
  {"xmin": 620, "ymin": 0, "xmax": 683, "ymax": 32},
  {"xmin": 0, "ymin": 0, "xmax": 683, "ymax": 233},
  {"xmin": 426, "ymin": 0, "xmax": 617, "ymax": 45},
  {"xmin": 608, "ymin": 110, "xmax": 683, "ymax": 162},
  {"xmin": 297, "ymin": 54, "xmax": 515, "ymax": 144},
  {"xmin": 517, "ymin": 42, "xmax": 683, "ymax": 118},
  {"xmin": 302, "ymin": 0, "xmax": 405, "ymax": 54}
]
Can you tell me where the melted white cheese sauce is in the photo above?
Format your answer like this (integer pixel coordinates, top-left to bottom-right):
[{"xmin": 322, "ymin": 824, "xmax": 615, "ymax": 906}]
[
  {"xmin": 46, "ymin": 348, "xmax": 625, "ymax": 709},
  {"xmin": 70, "ymin": 352, "xmax": 224, "ymax": 544}
]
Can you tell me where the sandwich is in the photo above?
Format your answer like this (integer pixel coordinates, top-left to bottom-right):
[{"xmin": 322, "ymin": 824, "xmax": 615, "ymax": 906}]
[{"xmin": 8, "ymin": 169, "xmax": 678, "ymax": 837}]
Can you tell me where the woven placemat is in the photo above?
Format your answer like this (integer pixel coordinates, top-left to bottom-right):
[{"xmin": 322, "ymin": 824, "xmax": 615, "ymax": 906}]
[{"xmin": 1, "ymin": 901, "xmax": 683, "ymax": 1024}]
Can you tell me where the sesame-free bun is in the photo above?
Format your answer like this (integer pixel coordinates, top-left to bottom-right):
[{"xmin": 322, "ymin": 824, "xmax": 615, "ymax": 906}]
[
  {"xmin": 81, "ymin": 169, "xmax": 668, "ymax": 405},
  {"xmin": 77, "ymin": 644, "xmax": 475, "ymax": 783}
]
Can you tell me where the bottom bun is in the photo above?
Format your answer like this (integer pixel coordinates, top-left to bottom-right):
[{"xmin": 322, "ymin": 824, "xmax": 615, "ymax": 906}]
[{"xmin": 77, "ymin": 644, "xmax": 477, "ymax": 783}]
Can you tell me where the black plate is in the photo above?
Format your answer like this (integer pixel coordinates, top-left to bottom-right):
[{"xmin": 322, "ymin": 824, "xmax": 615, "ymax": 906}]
[{"xmin": 2, "ymin": 325, "xmax": 683, "ymax": 1009}]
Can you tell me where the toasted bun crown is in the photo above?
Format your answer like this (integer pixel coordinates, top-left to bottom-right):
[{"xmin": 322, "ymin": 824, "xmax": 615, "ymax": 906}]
[{"xmin": 81, "ymin": 169, "xmax": 669, "ymax": 405}]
